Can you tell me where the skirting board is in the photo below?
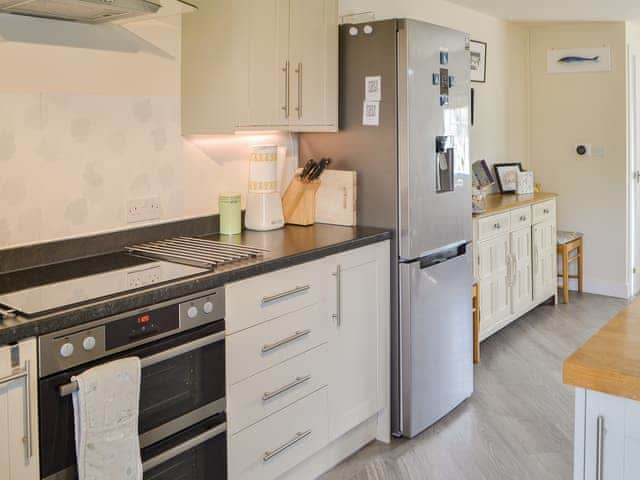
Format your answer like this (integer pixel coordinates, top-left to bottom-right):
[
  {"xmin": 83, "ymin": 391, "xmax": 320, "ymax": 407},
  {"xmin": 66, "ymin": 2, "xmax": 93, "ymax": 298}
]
[
  {"xmin": 280, "ymin": 413, "xmax": 382, "ymax": 480},
  {"xmin": 559, "ymin": 278, "xmax": 629, "ymax": 299}
]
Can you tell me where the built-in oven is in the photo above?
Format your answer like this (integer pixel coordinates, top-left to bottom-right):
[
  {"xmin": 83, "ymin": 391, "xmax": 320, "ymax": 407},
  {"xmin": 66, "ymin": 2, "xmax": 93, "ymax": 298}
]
[{"xmin": 37, "ymin": 287, "xmax": 226, "ymax": 480}]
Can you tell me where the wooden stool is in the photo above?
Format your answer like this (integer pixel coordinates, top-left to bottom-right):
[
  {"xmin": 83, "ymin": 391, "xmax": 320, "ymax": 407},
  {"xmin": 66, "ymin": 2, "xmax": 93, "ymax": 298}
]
[
  {"xmin": 557, "ymin": 232, "xmax": 584, "ymax": 304},
  {"xmin": 472, "ymin": 283, "xmax": 480, "ymax": 363}
]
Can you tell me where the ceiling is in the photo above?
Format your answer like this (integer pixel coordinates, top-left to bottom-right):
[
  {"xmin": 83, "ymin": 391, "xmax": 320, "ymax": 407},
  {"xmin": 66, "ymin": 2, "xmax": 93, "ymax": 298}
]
[{"xmin": 445, "ymin": 0, "xmax": 640, "ymax": 22}]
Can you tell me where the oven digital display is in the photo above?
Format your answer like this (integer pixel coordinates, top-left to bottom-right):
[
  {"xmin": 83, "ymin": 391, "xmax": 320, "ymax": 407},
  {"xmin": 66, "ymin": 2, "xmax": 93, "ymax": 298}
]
[{"xmin": 105, "ymin": 305, "xmax": 180, "ymax": 350}]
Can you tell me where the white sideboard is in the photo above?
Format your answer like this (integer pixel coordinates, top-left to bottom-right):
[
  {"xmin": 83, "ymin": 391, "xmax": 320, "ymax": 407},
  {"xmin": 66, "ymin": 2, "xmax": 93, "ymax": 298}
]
[{"xmin": 473, "ymin": 194, "xmax": 558, "ymax": 340}]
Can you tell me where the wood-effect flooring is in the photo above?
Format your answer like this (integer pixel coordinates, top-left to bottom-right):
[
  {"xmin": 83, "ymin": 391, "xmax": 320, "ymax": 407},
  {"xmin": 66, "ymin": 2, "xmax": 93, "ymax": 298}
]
[{"xmin": 321, "ymin": 292, "xmax": 626, "ymax": 480}]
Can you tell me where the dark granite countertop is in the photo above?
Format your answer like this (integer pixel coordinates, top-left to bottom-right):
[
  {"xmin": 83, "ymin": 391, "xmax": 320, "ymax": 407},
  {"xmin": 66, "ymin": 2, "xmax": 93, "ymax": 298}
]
[{"xmin": 0, "ymin": 224, "xmax": 391, "ymax": 346}]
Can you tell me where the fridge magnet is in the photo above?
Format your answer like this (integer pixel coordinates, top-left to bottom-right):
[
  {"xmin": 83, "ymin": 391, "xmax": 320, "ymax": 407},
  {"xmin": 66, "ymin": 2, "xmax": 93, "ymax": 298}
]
[
  {"xmin": 365, "ymin": 76, "xmax": 382, "ymax": 101},
  {"xmin": 493, "ymin": 163, "xmax": 523, "ymax": 193},
  {"xmin": 362, "ymin": 100, "xmax": 380, "ymax": 126},
  {"xmin": 547, "ymin": 47, "xmax": 611, "ymax": 73},
  {"xmin": 470, "ymin": 40, "xmax": 487, "ymax": 83},
  {"xmin": 516, "ymin": 171, "xmax": 534, "ymax": 194}
]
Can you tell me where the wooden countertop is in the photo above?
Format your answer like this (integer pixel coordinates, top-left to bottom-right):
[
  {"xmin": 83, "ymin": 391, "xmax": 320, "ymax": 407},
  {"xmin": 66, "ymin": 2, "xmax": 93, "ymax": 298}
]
[
  {"xmin": 473, "ymin": 192, "xmax": 558, "ymax": 218},
  {"xmin": 563, "ymin": 298, "xmax": 640, "ymax": 400}
]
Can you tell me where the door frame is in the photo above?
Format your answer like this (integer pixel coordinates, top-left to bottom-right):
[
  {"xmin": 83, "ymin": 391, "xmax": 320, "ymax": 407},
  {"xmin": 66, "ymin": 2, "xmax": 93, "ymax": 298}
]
[{"xmin": 628, "ymin": 47, "xmax": 640, "ymax": 297}]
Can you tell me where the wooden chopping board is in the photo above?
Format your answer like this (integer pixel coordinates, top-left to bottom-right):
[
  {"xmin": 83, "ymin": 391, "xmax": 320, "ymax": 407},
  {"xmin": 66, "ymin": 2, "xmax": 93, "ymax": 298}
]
[{"xmin": 313, "ymin": 170, "xmax": 357, "ymax": 226}]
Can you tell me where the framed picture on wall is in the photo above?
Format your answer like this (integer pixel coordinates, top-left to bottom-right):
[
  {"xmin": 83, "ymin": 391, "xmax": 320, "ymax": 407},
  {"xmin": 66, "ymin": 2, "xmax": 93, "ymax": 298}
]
[
  {"xmin": 494, "ymin": 163, "xmax": 523, "ymax": 193},
  {"xmin": 470, "ymin": 40, "xmax": 487, "ymax": 83}
]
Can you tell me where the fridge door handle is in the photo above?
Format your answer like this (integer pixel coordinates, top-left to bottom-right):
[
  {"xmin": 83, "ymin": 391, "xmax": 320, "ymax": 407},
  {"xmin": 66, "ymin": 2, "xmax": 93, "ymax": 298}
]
[{"xmin": 418, "ymin": 241, "xmax": 470, "ymax": 270}]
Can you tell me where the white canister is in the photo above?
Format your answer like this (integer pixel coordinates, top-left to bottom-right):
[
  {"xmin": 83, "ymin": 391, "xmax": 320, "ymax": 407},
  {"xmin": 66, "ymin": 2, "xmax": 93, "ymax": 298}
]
[{"xmin": 248, "ymin": 145, "xmax": 278, "ymax": 193}]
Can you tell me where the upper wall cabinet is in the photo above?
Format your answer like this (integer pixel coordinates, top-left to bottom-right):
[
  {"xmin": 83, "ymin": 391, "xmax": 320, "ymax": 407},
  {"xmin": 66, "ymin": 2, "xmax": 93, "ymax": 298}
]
[
  {"xmin": 232, "ymin": 0, "xmax": 338, "ymax": 132},
  {"xmin": 182, "ymin": 0, "xmax": 235, "ymax": 135}
]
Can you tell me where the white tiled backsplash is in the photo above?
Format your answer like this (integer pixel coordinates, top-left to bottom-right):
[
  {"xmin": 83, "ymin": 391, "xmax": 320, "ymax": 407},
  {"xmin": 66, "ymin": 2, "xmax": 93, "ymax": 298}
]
[{"xmin": 0, "ymin": 92, "xmax": 297, "ymax": 249}]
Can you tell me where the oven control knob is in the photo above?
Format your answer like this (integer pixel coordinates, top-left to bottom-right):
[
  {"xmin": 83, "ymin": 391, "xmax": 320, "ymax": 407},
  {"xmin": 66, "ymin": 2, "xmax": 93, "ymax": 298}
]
[
  {"xmin": 187, "ymin": 306, "xmax": 198, "ymax": 319},
  {"xmin": 203, "ymin": 301, "xmax": 214, "ymax": 314},
  {"xmin": 82, "ymin": 336, "xmax": 97, "ymax": 351},
  {"xmin": 60, "ymin": 342, "xmax": 74, "ymax": 358}
]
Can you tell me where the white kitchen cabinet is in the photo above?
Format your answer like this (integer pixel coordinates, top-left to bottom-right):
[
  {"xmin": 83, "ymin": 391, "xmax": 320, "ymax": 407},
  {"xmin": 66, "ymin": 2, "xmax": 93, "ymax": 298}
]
[
  {"xmin": 477, "ymin": 233, "xmax": 510, "ymax": 336},
  {"xmin": 326, "ymin": 241, "xmax": 390, "ymax": 441},
  {"xmin": 232, "ymin": 0, "xmax": 338, "ymax": 131},
  {"xmin": 232, "ymin": 0, "xmax": 290, "ymax": 129},
  {"xmin": 510, "ymin": 226, "xmax": 533, "ymax": 314},
  {"xmin": 182, "ymin": 0, "xmax": 235, "ymax": 135},
  {"xmin": 473, "ymin": 196, "xmax": 557, "ymax": 341},
  {"xmin": 533, "ymin": 218, "xmax": 557, "ymax": 303},
  {"xmin": 573, "ymin": 388, "xmax": 640, "ymax": 480},
  {"xmin": 225, "ymin": 240, "xmax": 390, "ymax": 480},
  {"xmin": 0, "ymin": 338, "xmax": 39, "ymax": 480}
]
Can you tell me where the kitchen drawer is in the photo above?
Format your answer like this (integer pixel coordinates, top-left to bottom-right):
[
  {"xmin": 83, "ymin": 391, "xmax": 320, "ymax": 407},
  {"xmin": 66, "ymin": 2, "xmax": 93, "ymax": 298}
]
[
  {"xmin": 228, "ymin": 388, "xmax": 329, "ymax": 480},
  {"xmin": 226, "ymin": 260, "xmax": 325, "ymax": 334},
  {"xmin": 226, "ymin": 302, "xmax": 328, "ymax": 384},
  {"xmin": 532, "ymin": 200, "xmax": 555, "ymax": 224},
  {"xmin": 510, "ymin": 206, "xmax": 532, "ymax": 229},
  {"xmin": 228, "ymin": 344, "xmax": 329, "ymax": 435},
  {"xmin": 477, "ymin": 212, "xmax": 511, "ymax": 241}
]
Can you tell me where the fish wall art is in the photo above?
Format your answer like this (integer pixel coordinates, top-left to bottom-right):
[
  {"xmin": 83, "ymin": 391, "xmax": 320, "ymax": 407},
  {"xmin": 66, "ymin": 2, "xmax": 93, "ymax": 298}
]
[{"xmin": 547, "ymin": 47, "xmax": 611, "ymax": 73}]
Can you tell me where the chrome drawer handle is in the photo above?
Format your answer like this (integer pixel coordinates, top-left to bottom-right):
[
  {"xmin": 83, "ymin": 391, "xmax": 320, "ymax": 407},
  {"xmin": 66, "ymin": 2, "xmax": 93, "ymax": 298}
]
[
  {"xmin": 596, "ymin": 415, "xmax": 604, "ymax": 480},
  {"xmin": 262, "ymin": 285, "xmax": 311, "ymax": 305},
  {"xmin": 494, "ymin": 223, "xmax": 501, "ymax": 229},
  {"xmin": 263, "ymin": 429, "xmax": 312, "ymax": 463},
  {"xmin": 261, "ymin": 330, "xmax": 311, "ymax": 354},
  {"xmin": 263, "ymin": 374, "xmax": 311, "ymax": 402},
  {"xmin": 520, "ymin": 215, "xmax": 527, "ymax": 221},
  {"xmin": 332, "ymin": 265, "xmax": 342, "ymax": 327},
  {"xmin": 543, "ymin": 209, "xmax": 550, "ymax": 214}
]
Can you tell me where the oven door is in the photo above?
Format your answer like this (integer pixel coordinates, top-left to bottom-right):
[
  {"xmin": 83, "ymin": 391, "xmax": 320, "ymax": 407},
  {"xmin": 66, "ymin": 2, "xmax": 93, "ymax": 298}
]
[
  {"xmin": 142, "ymin": 414, "xmax": 227, "ymax": 480},
  {"xmin": 39, "ymin": 320, "xmax": 225, "ymax": 480}
]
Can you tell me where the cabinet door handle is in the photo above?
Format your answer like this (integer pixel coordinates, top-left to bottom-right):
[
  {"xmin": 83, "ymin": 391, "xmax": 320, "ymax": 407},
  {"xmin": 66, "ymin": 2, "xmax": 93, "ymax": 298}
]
[
  {"xmin": 262, "ymin": 374, "xmax": 311, "ymax": 402},
  {"xmin": 263, "ymin": 429, "xmax": 312, "ymax": 462},
  {"xmin": 596, "ymin": 415, "xmax": 604, "ymax": 480},
  {"xmin": 295, "ymin": 62, "xmax": 303, "ymax": 119},
  {"xmin": 332, "ymin": 265, "xmax": 342, "ymax": 327},
  {"xmin": 262, "ymin": 285, "xmax": 310, "ymax": 305},
  {"xmin": 261, "ymin": 329, "xmax": 311, "ymax": 354},
  {"xmin": 282, "ymin": 61, "xmax": 290, "ymax": 118},
  {"xmin": 506, "ymin": 254, "xmax": 512, "ymax": 287},
  {"xmin": 533, "ymin": 246, "xmax": 539, "ymax": 276}
]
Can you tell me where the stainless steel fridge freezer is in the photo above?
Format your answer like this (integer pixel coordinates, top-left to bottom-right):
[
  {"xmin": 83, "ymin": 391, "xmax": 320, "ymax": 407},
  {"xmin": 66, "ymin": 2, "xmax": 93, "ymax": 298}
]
[{"xmin": 300, "ymin": 18, "xmax": 473, "ymax": 438}]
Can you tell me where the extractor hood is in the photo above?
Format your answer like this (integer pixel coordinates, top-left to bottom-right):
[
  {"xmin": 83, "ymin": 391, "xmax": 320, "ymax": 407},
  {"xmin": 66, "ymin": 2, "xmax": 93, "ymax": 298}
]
[{"xmin": 0, "ymin": 0, "xmax": 195, "ymax": 24}]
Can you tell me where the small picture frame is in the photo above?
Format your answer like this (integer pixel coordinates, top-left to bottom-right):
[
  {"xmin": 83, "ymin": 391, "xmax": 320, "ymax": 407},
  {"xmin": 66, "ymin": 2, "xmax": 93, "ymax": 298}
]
[
  {"xmin": 470, "ymin": 40, "xmax": 487, "ymax": 83},
  {"xmin": 494, "ymin": 163, "xmax": 523, "ymax": 193}
]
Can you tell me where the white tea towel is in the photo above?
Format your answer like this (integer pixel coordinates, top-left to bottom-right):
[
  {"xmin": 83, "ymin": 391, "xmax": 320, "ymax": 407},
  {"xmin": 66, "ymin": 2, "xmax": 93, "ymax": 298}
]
[{"xmin": 72, "ymin": 357, "xmax": 142, "ymax": 480}]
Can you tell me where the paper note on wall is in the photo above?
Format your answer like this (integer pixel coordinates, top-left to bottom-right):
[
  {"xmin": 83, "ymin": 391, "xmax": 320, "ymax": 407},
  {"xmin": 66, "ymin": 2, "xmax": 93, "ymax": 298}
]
[{"xmin": 362, "ymin": 101, "xmax": 380, "ymax": 126}]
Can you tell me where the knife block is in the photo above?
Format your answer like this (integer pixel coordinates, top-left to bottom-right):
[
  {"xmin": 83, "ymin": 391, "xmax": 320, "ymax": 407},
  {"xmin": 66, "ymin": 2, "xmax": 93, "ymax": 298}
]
[{"xmin": 282, "ymin": 176, "xmax": 321, "ymax": 226}]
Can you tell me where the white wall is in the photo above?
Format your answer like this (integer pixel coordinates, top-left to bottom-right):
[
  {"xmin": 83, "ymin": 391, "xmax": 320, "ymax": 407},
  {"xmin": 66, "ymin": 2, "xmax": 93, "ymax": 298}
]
[
  {"xmin": 0, "ymin": 14, "xmax": 296, "ymax": 249},
  {"xmin": 528, "ymin": 22, "xmax": 628, "ymax": 298},
  {"xmin": 339, "ymin": 0, "xmax": 531, "ymax": 170}
]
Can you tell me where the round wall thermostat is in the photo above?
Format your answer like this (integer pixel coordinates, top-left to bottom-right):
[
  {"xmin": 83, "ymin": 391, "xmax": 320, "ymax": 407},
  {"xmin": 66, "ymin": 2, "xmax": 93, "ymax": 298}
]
[
  {"xmin": 363, "ymin": 25, "xmax": 373, "ymax": 34},
  {"xmin": 349, "ymin": 26, "xmax": 358, "ymax": 36}
]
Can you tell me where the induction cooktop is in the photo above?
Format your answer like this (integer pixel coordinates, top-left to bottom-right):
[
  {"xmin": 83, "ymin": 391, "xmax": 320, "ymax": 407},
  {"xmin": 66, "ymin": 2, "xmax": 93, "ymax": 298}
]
[{"xmin": 0, "ymin": 252, "xmax": 207, "ymax": 317}]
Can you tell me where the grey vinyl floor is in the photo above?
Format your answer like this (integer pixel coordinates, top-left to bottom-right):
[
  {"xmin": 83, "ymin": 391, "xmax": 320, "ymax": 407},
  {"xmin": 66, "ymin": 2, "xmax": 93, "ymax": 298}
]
[{"xmin": 321, "ymin": 292, "xmax": 627, "ymax": 480}]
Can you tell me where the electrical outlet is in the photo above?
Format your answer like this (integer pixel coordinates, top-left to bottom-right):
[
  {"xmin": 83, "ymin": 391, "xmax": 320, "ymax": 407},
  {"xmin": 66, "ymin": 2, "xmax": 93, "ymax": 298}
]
[
  {"xmin": 126, "ymin": 265, "xmax": 162, "ymax": 289},
  {"xmin": 126, "ymin": 196, "xmax": 162, "ymax": 223}
]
